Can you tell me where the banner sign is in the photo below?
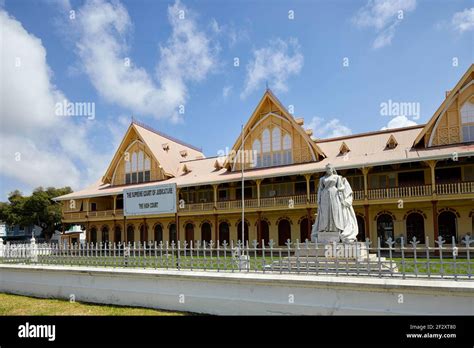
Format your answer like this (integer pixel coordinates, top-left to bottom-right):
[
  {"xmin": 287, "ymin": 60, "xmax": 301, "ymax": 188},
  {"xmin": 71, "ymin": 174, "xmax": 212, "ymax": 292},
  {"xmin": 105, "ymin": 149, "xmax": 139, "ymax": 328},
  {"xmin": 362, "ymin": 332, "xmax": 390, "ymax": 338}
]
[{"xmin": 124, "ymin": 183, "xmax": 177, "ymax": 216}]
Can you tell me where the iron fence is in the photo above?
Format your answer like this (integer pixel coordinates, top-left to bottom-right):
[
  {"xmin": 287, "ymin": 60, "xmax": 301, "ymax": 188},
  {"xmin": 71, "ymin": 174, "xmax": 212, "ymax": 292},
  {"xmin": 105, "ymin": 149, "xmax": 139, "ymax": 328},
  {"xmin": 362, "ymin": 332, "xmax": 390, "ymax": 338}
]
[{"xmin": 0, "ymin": 236, "xmax": 472, "ymax": 280}]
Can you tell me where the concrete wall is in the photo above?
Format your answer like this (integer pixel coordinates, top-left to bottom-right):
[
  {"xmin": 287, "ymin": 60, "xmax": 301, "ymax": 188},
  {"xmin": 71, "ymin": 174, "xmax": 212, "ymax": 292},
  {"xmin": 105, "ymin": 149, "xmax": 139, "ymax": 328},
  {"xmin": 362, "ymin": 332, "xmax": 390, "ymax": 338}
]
[{"xmin": 1, "ymin": 265, "xmax": 473, "ymax": 315}]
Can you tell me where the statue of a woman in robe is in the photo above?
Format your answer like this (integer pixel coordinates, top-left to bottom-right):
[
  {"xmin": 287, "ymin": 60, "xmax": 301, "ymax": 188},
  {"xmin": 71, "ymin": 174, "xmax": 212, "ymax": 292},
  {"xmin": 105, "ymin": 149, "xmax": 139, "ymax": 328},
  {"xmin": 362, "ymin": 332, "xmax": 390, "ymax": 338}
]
[{"xmin": 311, "ymin": 164, "xmax": 358, "ymax": 243}]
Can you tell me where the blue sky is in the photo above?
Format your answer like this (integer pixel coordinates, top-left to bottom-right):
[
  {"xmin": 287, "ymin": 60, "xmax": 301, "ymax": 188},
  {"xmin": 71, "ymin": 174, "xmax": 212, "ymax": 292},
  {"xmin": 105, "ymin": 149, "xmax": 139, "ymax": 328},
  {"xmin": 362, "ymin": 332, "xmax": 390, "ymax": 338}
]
[{"xmin": 0, "ymin": 0, "xmax": 473, "ymax": 200}]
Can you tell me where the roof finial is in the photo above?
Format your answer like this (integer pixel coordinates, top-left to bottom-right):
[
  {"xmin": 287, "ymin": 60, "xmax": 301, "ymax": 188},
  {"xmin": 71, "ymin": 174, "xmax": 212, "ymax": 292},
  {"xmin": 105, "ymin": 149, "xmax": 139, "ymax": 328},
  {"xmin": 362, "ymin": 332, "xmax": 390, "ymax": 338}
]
[
  {"xmin": 265, "ymin": 80, "xmax": 269, "ymax": 91},
  {"xmin": 131, "ymin": 115, "xmax": 135, "ymax": 124}
]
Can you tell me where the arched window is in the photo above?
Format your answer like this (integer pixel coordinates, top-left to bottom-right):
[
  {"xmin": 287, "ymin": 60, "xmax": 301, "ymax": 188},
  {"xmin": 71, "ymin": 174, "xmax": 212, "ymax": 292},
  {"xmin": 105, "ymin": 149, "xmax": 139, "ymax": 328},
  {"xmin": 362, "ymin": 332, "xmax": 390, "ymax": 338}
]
[
  {"xmin": 127, "ymin": 225, "xmax": 135, "ymax": 243},
  {"xmin": 406, "ymin": 213, "xmax": 425, "ymax": 243},
  {"xmin": 272, "ymin": 128, "xmax": 281, "ymax": 166},
  {"xmin": 169, "ymin": 223, "xmax": 177, "ymax": 244},
  {"xmin": 154, "ymin": 224, "xmax": 163, "ymax": 243},
  {"xmin": 125, "ymin": 150, "xmax": 152, "ymax": 184},
  {"xmin": 300, "ymin": 218, "xmax": 311, "ymax": 242},
  {"xmin": 237, "ymin": 221, "xmax": 249, "ymax": 244},
  {"xmin": 185, "ymin": 223, "xmax": 194, "ymax": 244},
  {"xmin": 101, "ymin": 226, "xmax": 109, "ymax": 243},
  {"xmin": 144, "ymin": 157, "xmax": 151, "ymax": 181},
  {"xmin": 262, "ymin": 128, "xmax": 271, "ymax": 167},
  {"xmin": 257, "ymin": 220, "xmax": 270, "ymax": 246},
  {"xmin": 377, "ymin": 214, "xmax": 394, "ymax": 245},
  {"xmin": 461, "ymin": 101, "xmax": 474, "ymax": 142},
  {"xmin": 278, "ymin": 219, "xmax": 291, "ymax": 246},
  {"xmin": 219, "ymin": 222, "xmax": 230, "ymax": 244},
  {"xmin": 140, "ymin": 224, "xmax": 148, "ymax": 242},
  {"xmin": 201, "ymin": 222, "xmax": 212, "ymax": 244},
  {"xmin": 137, "ymin": 151, "xmax": 144, "ymax": 182},
  {"xmin": 131, "ymin": 152, "xmax": 138, "ymax": 183},
  {"xmin": 283, "ymin": 134, "xmax": 292, "ymax": 165},
  {"xmin": 252, "ymin": 139, "xmax": 261, "ymax": 168},
  {"xmin": 356, "ymin": 215, "xmax": 366, "ymax": 242},
  {"xmin": 114, "ymin": 226, "xmax": 122, "ymax": 243},
  {"xmin": 90, "ymin": 227, "xmax": 97, "ymax": 244},
  {"xmin": 438, "ymin": 211, "xmax": 457, "ymax": 243}
]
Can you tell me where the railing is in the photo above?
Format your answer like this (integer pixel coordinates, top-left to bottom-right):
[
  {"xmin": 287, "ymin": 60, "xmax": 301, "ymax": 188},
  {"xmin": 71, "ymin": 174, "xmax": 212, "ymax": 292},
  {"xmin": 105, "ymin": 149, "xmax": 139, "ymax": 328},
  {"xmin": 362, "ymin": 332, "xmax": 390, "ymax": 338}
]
[
  {"xmin": 63, "ymin": 210, "xmax": 123, "ymax": 220},
  {"xmin": 63, "ymin": 182, "xmax": 474, "ymax": 219},
  {"xmin": 260, "ymin": 194, "xmax": 307, "ymax": 208},
  {"xmin": 179, "ymin": 202, "xmax": 214, "ymax": 212},
  {"xmin": 353, "ymin": 190, "xmax": 364, "ymax": 200},
  {"xmin": 1, "ymin": 236, "xmax": 472, "ymax": 280},
  {"xmin": 436, "ymin": 181, "xmax": 474, "ymax": 195},
  {"xmin": 368, "ymin": 185, "xmax": 432, "ymax": 200}
]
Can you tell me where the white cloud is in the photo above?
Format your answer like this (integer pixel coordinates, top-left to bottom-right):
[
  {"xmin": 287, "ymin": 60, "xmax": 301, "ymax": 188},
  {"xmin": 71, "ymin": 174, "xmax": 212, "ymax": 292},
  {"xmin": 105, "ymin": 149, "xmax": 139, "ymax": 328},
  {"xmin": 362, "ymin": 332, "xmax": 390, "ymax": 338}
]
[
  {"xmin": 352, "ymin": 0, "xmax": 416, "ymax": 49},
  {"xmin": 241, "ymin": 38, "xmax": 303, "ymax": 98},
  {"xmin": 307, "ymin": 117, "xmax": 352, "ymax": 139},
  {"xmin": 0, "ymin": 9, "xmax": 110, "ymax": 191},
  {"xmin": 222, "ymin": 85, "xmax": 232, "ymax": 98},
  {"xmin": 451, "ymin": 8, "xmax": 474, "ymax": 33},
  {"xmin": 74, "ymin": 0, "xmax": 217, "ymax": 123},
  {"xmin": 381, "ymin": 115, "xmax": 417, "ymax": 130}
]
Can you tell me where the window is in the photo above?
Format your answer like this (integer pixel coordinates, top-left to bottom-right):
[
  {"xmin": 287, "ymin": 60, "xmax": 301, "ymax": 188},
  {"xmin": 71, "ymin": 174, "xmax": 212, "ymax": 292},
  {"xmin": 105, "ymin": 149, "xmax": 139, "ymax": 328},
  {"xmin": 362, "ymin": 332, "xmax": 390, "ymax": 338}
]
[
  {"xmin": 253, "ymin": 127, "xmax": 292, "ymax": 168},
  {"xmin": 282, "ymin": 134, "xmax": 292, "ymax": 165},
  {"xmin": 461, "ymin": 101, "xmax": 474, "ymax": 142},
  {"xmin": 262, "ymin": 128, "xmax": 271, "ymax": 167},
  {"xmin": 252, "ymin": 139, "xmax": 261, "ymax": 168},
  {"xmin": 124, "ymin": 149, "xmax": 152, "ymax": 184},
  {"xmin": 272, "ymin": 128, "xmax": 281, "ymax": 166}
]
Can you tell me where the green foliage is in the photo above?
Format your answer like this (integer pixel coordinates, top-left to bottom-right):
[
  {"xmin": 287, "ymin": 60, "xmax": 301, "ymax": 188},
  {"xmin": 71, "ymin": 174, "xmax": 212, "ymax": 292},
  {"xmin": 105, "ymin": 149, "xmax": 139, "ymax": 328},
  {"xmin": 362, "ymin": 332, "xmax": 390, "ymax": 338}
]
[{"xmin": 0, "ymin": 187, "xmax": 72, "ymax": 240}]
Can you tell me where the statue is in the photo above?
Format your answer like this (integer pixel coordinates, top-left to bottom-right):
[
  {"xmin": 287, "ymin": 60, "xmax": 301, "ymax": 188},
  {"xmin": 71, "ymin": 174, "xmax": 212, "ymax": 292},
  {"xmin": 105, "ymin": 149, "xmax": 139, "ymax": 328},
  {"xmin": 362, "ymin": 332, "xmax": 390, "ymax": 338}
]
[{"xmin": 311, "ymin": 163, "xmax": 358, "ymax": 243}]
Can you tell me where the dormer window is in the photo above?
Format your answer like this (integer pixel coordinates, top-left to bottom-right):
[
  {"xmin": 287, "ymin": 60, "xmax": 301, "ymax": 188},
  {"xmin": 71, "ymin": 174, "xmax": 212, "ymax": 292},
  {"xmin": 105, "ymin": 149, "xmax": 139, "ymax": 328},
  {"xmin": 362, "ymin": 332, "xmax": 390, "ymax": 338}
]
[
  {"xmin": 125, "ymin": 150, "xmax": 151, "ymax": 184},
  {"xmin": 386, "ymin": 135, "xmax": 398, "ymax": 149},
  {"xmin": 339, "ymin": 142, "xmax": 350, "ymax": 156}
]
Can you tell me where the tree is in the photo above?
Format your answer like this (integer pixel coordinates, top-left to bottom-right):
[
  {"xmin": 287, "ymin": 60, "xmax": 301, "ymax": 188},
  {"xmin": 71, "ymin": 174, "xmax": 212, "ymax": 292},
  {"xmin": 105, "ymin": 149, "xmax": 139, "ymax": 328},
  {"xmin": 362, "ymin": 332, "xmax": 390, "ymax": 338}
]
[{"xmin": 0, "ymin": 187, "xmax": 72, "ymax": 240}]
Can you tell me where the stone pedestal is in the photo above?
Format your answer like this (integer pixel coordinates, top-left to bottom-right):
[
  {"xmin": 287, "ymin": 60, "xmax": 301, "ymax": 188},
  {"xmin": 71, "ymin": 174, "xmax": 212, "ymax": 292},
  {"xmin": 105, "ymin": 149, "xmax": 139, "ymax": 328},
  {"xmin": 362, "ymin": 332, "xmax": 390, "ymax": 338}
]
[
  {"xmin": 316, "ymin": 232, "xmax": 340, "ymax": 244},
  {"xmin": 296, "ymin": 242, "xmax": 369, "ymax": 261}
]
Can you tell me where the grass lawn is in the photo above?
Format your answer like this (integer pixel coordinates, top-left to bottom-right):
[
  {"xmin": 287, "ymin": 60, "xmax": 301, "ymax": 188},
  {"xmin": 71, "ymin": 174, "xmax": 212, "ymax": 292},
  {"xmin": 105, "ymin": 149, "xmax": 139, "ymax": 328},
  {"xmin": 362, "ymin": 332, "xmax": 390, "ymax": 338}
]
[{"xmin": 0, "ymin": 293, "xmax": 186, "ymax": 316}]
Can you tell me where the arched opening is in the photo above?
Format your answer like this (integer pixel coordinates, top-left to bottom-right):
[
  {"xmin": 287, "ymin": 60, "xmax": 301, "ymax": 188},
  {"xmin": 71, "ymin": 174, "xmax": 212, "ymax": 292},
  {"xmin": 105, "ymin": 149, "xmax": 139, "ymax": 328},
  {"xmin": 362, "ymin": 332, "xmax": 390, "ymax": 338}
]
[
  {"xmin": 185, "ymin": 223, "xmax": 194, "ymax": 244},
  {"xmin": 278, "ymin": 219, "xmax": 291, "ymax": 246},
  {"xmin": 356, "ymin": 215, "xmax": 366, "ymax": 241},
  {"xmin": 377, "ymin": 214, "xmax": 394, "ymax": 245},
  {"xmin": 300, "ymin": 218, "xmax": 310, "ymax": 242},
  {"xmin": 201, "ymin": 222, "xmax": 212, "ymax": 244},
  {"xmin": 438, "ymin": 211, "xmax": 457, "ymax": 243},
  {"xmin": 90, "ymin": 227, "xmax": 97, "ymax": 243},
  {"xmin": 169, "ymin": 223, "xmax": 177, "ymax": 244},
  {"xmin": 101, "ymin": 226, "xmax": 109, "ymax": 243},
  {"xmin": 154, "ymin": 224, "xmax": 163, "ymax": 243},
  {"xmin": 258, "ymin": 220, "xmax": 270, "ymax": 246},
  {"xmin": 126, "ymin": 225, "xmax": 134, "ymax": 243},
  {"xmin": 237, "ymin": 221, "xmax": 249, "ymax": 244},
  {"xmin": 219, "ymin": 222, "xmax": 230, "ymax": 244},
  {"xmin": 406, "ymin": 213, "xmax": 425, "ymax": 243},
  {"xmin": 114, "ymin": 225, "xmax": 121, "ymax": 243},
  {"xmin": 139, "ymin": 224, "xmax": 148, "ymax": 242}
]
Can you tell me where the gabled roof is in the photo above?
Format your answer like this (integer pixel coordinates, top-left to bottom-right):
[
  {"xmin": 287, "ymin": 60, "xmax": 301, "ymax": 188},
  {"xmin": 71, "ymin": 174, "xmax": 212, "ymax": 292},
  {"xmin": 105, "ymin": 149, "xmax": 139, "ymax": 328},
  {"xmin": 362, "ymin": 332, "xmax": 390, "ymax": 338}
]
[
  {"xmin": 414, "ymin": 64, "xmax": 474, "ymax": 147},
  {"xmin": 224, "ymin": 89, "xmax": 326, "ymax": 168},
  {"xmin": 102, "ymin": 121, "xmax": 204, "ymax": 182},
  {"xmin": 55, "ymin": 123, "xmax": 474, "ymax": 201}
]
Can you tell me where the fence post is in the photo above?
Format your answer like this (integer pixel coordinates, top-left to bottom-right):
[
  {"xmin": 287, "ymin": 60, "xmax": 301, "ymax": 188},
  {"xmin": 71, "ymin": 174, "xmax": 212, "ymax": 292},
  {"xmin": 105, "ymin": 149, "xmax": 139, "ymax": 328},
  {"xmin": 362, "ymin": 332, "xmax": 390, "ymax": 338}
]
[
  {"xmin": 0, "ymin": 237, "xmax": 4, "ymax": 258},
  {"xmin": 30, "ymin": 233, "xmax": 38, "ymax": 263}
]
